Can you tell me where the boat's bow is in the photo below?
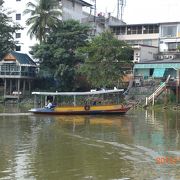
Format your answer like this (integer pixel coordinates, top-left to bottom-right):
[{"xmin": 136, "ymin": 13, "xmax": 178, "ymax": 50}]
[{"xmin": 29, "ymin": 107, "xmax": 54, "ymax": 114}]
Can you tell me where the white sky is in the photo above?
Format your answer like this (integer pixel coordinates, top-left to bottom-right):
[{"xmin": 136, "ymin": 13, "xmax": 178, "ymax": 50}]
[{"xmin": 86, "ymin": 0, "xmax": 180, "ymax": 24}]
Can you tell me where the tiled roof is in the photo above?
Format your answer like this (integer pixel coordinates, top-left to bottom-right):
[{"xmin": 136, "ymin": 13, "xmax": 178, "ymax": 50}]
[{"xmin": 11, "ymin": 51, "xmax": 36, "ymax": 66}]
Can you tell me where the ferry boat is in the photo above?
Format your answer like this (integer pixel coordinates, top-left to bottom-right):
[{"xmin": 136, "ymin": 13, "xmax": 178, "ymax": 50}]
[{"xmin": 29, "ymin": 89, "xmax": 132, "ymax": 115}]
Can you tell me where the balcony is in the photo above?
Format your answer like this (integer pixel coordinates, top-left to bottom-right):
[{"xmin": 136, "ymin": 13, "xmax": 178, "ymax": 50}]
[{"xmin": 0, "ymin": 71, "xmax": 36, "ymax": 78}]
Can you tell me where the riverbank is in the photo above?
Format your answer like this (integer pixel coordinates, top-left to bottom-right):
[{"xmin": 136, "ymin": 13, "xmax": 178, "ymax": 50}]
[
  {"xmin": 0, "ymin": 87, "xmax": 179, "ymax": 113},
  {"xmin": 0, "ymin": 97, "xmax": 34, "ymax": 113},
  {"xmin": 1, "ymin": 98, "xmax": 179, "ymax": 115},
  {"xmin": 130, "ymin": 101, "xmax": 180, "ymax": 112}
]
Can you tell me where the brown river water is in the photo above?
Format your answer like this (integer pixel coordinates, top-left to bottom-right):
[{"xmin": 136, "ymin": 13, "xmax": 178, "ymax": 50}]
[{"xmin": 0, "ymin": 105, "xmax": 179, "ymax": 180}]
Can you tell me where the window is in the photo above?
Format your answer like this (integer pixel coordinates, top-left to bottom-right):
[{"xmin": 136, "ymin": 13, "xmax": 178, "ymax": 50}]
[
  {"xmin": 142, "ymin": 40, "xmax": 152, "ymax": 46},
  {"xmin": 137, "ymin": 26, "xmax": 142, "ymax": 34},
  {"xmin": 16, "ymin": 33, "xmax": 21, "ymax": 38},
  {"xmin": 16, "ymin": 14, "xmax": 21, "ymax": 20},
  {"xmin": 127, "ymin": 26, "xmax": 131, "ymax": 35},
  {"xmin": 113, "ymin": 24, "xmax": 159, "ymax": 35},
  {"xmin": 154, "ymin": 25, "xmax": 159, "ymax": 33},
  {"xmin": 168, "ymin": 43, "xmax": 177, "ymax": 51},
  {"xmin": 10, "ymin": 64, "xmax": 19, "ymax": 71},
  {"xmin": 113, "ymin": 27, "xmax": 120, "ymax": 35},
  {"xmin": 1, "ymin": 64, "xmax": 10, "ymax": 72},
  {"xmin": 162, "ymin": 25, "xmax": 177, "ymax": 37},
  {"xmin": 131, "ymin": 26, "xmax": 137, "ymax": 34},
  {"xmin": 111, "ymin": 27, "xmax": 126, "ymax": 35},
  {"xmin": 16, "ymin": 46, "xmax": 21, "ymax": 51},
  {"xmin": 119, "ymin": 27, "xmax": 126, "ymax": 35},
  {"xmin": 143, "ymin": 25, "xmax": 151, "ymax": 34},
  {"xmin": 143, "ymin": 25, "xmax": 159, "ymax": 34}
]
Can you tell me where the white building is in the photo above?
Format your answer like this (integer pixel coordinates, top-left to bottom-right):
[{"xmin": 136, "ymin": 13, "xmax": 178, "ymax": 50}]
[
  {"xmin": 132, "ymin": 44, "xmax": 158, "ymax": 63},
  {"xmin": 110, "ymin": 22, "xmax": 180, "ymax": 62},
  {"xmin": 110, "ymin": 23, "xmax": 159, "ymax": 47},
  {"xmin": 62, "ymin": 0, "xmax": 92, "ymax": 21},
  {"xmin": 159, "ymin": 22, "xmax": 180, "ymax": 52},
  {"xmin": 4, "ymin": 0, "xmax": 92, "ymax": 55},
  {"xmin": 4, "ymin": 0, "xmax": 34, "ymax": 54},
  {"xmin": 81, "ymin": 12, "xmax": 126, "ymax": 35}
]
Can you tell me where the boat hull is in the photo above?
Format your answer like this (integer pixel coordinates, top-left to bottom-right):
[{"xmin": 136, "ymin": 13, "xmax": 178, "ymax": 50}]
[{"xmin": 29, "ymin": 104, "xmax": 131, "ymax": 115}]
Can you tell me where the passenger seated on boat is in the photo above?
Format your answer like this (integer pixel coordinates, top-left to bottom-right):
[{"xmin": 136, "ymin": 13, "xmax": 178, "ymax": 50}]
[
  {"xmin": 92, "ymin": 98, "xmax": 102, "ymax": 105},
  {"xmin": 92, "ymin": 101, "xmax": 97, "ymax": 105},
  {"xmin": 45, "ymin": 101, "xmax": 53, "ymax": 109}
]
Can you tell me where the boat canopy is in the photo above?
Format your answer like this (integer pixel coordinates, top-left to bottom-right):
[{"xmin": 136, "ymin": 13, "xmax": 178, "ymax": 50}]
[{"xmin": 32, "ymin": 89, "xmax": 124, "ymax": 96}]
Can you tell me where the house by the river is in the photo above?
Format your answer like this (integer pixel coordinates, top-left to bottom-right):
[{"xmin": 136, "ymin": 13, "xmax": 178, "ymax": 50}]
[{"xmin": 0, "ymin": 51, "xmax": 37, "ymax": 100}]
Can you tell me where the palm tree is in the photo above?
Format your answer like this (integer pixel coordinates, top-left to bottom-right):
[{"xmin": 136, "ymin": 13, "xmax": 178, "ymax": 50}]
[{"xmin": 24, "ymin": 0, "xmax": 62, "ymax": 43}]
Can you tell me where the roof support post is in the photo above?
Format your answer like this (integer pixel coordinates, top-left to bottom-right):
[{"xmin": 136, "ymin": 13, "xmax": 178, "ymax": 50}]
[
  {"xmin": 34, "ymin": 94, "xmax": 37, "ymax": 108},
  {"xmin": 44, "ymin": 96, "xmax": 45, "ymax": 106},
  {"xmin": 40, "ymin": 95, "xmax": 42, "ymax": 108},
  {"xmin": 73, "ymin": 95, "xmax": 76, "ymax": 106}
]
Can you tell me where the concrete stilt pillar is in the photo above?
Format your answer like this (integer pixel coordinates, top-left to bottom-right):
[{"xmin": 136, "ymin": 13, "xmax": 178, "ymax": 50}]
[
  {"xmin": 16, "ymin": 79, "xmax": 18, "ymax": 91},
  {"xmin": 10, "ymin": 79, "xmax": 12, "ymax": 95},
  {"xmin": 18, "ymin": 79, "xmax": 20, "ymax": 100},
  {"xmin": 4, "ymin": 78, "xmax": 7, "ymax": 98},
  {"xmin": 29, "ymin": 80, "xmax": 31, "ymax": 95},
  {"xmin": 23, "ymin": 79, "xmax": 26, "ymax": 96}
]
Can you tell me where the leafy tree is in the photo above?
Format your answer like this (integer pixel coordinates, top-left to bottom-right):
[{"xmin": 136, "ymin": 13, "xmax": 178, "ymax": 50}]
[
  {"xmin": 177, "ymin": 45, "xmax": 180, "ymax": 52},
  {"xmin": 24, "ymin": 0, "xmax": 62, "ymax": 43},
  {"xmin": 32, "ymin": 20, "xmax": 90, "ymax": 91},
  {"xmin": 0, "ymin": 0, "xmax": 20, "ymax": 59},
  {"xmin": 78, "ymin": 31, "xmax": 133, "ymax": 88}
]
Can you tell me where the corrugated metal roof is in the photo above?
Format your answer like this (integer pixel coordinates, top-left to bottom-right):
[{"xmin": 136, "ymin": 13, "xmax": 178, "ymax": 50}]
[
  {"xmin": 134, "ymin": 63, "xmax": 180, "ymax": 69},
  {"xmin": 138, "ymin": 59, "xmax": 180, "ymax": 63},
  {"xmin": 11, "ymin": 51, "xmax": 36, "ymax": 66},
  {"xmin": 32, "ymin": 89, "xmax": 124, "ymax": 96},
  {"xmin": 70, "ymin": 0, "xmax": 92, "ymax": 7}
]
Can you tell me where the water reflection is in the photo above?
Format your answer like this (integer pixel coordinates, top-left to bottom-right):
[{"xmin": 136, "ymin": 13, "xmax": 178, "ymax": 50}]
[
  {"xmin": 54, "ymin": 115, "xmax": 133, "ymax": 142},
  {"xmin": 0, "ymin": 109, "xmax": 179, "ymax": 179}
]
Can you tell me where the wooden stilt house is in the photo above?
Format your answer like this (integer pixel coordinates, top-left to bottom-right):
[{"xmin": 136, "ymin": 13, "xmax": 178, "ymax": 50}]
[{"xmin": 0, "ymin": 51, "xmax": 37, "ymax": 100}]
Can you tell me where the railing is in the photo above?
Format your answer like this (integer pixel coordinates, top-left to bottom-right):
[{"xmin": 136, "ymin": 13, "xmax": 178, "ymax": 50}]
[
  {"xmin": 145, "ymin": 75, "xmax": 170, "ymax": 106},
  {"xmin": 0, "ymin": 71, "xmax": 36, "ymax": 77}
]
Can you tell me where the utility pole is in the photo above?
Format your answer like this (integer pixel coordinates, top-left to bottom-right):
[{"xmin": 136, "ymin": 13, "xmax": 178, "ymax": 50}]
[
  {"xmin": 176, "ymin": 69, "xmax": 180, "ymax": 104},
  {"xmin": 93, "ymin": 0, "xmax": 96, "ymax": 36},
  {"xmin": 117, "ymin": 0, "xmax": 126, "ymax": 20},
  {"xmin": 89, "ymin": 0, "xmax": 97, "ymax": 36}
]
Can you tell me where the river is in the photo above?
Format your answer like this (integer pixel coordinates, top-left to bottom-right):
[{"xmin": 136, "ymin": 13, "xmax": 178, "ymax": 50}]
[{"xmin": 0, "ymin": 105, "xmax": 179, "ymax": 180}]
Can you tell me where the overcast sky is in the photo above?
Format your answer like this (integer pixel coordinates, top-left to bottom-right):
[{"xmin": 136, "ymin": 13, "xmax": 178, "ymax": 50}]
[{"xmin": 86, "ymin": 0, "xmax": 180, "ymax": 24}]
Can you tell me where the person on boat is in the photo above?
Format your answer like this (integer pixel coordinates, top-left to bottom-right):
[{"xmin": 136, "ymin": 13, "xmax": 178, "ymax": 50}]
[{"xmin": 45, "ymin": 100, "xmax": 53, "ymax": 109}]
